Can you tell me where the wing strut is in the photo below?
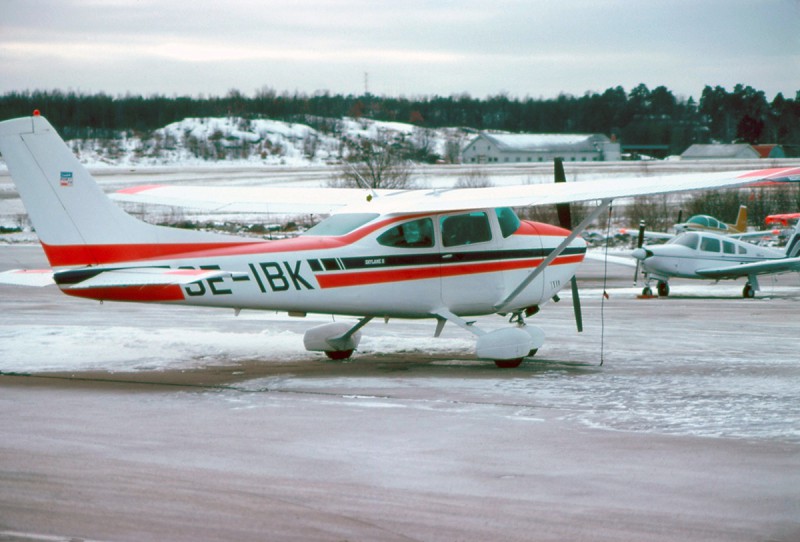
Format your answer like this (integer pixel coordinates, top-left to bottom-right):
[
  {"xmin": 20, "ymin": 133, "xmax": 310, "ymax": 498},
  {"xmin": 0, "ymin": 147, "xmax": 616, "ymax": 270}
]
[
  {"xmin": 328, "ymin": 316, "xmax": 373, "ymax": 349},
  {"xmin": 494, "ymin": 199, "xmax": 612, "ymax": 314}
]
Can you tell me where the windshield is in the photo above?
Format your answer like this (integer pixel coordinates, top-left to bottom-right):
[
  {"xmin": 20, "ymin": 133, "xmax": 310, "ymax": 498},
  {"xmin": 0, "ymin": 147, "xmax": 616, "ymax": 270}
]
[
  {"xmin": 669, "ymin": 232, "xmax": 699, "ymax": 249},
  {"xmin": 495, "ymin": 207, "xmax": 521, "ymax": 237},
  {"xmin": 303, "ymin": 213, "xmax": 379, "ymax": 236}
]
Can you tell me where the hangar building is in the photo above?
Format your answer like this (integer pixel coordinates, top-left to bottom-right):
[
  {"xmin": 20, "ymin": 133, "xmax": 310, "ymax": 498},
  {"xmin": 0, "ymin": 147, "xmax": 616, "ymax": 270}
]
[{"xmin": 462, "ymin": 132, "xmax": 621, "ymax": 164}]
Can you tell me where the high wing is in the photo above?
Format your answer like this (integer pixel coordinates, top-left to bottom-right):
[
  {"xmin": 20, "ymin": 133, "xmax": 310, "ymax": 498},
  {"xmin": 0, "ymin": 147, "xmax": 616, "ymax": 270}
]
[
  {"xmin": 346, "ymin": 168, "xmax": 800, "ymax": 214},
  {"xmin": 695, "ymin": 257, "xmax": 800, "ymax": 279},
  {"xmin": 112, "ymin": 185, "xmax": 395, "ymax": 214},
  {"xmin": 113, "ymin": 168, "xmax": 800, "ymax": 216}
]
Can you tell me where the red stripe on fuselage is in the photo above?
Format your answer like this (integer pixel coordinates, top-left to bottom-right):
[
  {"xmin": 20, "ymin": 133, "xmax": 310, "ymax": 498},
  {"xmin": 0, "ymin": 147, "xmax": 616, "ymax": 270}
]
[
  {"xmin": 41, "ymin": 215, "xmax": 429, "ymax": 267},
  {"xmin": 315, "ymin": 254, "xmax": 584, "ymax": 288}
]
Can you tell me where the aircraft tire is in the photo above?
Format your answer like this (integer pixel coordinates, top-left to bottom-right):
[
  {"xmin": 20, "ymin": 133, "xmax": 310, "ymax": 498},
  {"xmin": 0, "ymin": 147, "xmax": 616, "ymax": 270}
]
[
  {"xmin": 494, "ymin": 358, "xmax": 523, "ymax": 369},
  {"xmin": 642, "ymin": 286, "xmax": 653, "ymax": 296},
  {"xmin": 324, "ymin": 349, "xmax": 354, "ymax": 360},
  {"xmin": 657, "ymin": 281, "xmax": 670, "ymax": 297},
  {"xmin": 743, "ymin": 283, "xmax": 755, "ymax": 298}
]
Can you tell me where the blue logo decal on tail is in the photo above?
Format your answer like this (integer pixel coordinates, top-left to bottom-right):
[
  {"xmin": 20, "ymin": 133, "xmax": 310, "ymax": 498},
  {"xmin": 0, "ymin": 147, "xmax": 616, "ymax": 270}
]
[{"xmin": 60, "ymin": 171, "xmax": 73, "ymax": 187}]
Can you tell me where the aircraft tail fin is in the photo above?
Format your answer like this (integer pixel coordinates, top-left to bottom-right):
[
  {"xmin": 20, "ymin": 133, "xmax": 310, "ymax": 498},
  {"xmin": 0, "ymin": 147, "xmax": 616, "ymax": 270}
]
[
  {"xmin": 785, "ymin": 221, "xmax": 800, "ymax": 258},
  {"xmin": 734, "ymin": 205, "xmax": 747, "ymax": 233},
  {"xmin": 0, "ymin": 114, "xmax": 253, "ymax": 268}
]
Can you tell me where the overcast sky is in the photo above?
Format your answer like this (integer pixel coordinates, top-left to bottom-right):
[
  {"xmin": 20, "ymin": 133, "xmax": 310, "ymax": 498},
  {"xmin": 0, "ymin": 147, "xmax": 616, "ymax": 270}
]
[{"xmin": 2, "ymin": 0, "xmax": 798, "ymax": 102}]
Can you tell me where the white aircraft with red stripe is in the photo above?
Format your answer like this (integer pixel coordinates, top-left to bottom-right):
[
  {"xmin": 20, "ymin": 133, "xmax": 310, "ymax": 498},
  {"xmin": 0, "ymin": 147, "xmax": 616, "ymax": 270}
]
[{"xmin": 1, "ymin": 113, "xmax": 799, "ymax": 367}]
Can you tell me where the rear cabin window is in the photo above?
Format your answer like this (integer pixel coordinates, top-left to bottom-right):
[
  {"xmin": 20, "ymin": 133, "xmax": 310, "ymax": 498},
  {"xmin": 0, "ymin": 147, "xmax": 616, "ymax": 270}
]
[
  {"xmin": 304, "ymin": 213, "xmax": 379, "ymax": 236},
  {"xmin": 722, "ymin": 240, "xmax": 736, "ymax": 254},
  {"xmin": 377, "ymin": 218, "xmax": 434, "ymax": 248},
  {"xmin": 700, "ymin": 236, "xmax": 721, "ymax": 253},
  {"xmin": 441, "ymin": 212, "xmax": 492, "ymax": 247}
]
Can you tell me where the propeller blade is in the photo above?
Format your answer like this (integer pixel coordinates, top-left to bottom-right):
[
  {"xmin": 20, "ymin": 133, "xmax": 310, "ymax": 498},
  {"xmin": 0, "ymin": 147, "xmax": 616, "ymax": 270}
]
[
  {"xmin": 554, "ymin": 157, "xmax": 571, "ymax": 229},
  {"xmin": 633, "ymin": 220, "xmax": 645, "ymax": 285},
  {"xmin": 636, "ymin": 220, "xmax": 646, "ymax": 249},
  {"xmin": 554, "ymin": 158, "xmax": 582, "ymax": 332},
  {"xmin": 570, "ymin": 276, "xmax": 583, "ymax": 332}
]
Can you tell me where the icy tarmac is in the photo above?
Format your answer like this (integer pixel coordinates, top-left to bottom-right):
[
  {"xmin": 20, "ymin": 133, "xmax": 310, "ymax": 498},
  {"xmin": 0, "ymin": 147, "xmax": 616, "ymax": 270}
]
[{"xmin": 2, "ymin": 244, "xmax": 800, "ymax": 541}]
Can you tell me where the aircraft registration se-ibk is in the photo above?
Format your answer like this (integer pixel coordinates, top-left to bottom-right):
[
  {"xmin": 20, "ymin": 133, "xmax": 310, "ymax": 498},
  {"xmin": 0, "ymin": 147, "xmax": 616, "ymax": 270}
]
[{"xmin": 1, "ymin": 113, "xmax": 799, "ymax": 367}]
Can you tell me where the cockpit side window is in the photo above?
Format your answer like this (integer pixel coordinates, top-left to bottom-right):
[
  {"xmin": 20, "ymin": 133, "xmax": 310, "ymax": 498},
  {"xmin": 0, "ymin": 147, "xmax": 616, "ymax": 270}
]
[
  {"xmin": 377, "ymin": 218, "xmax": 434, "ymax": 248},
  {"xmin": 441, "ymin": 212, "xmax": 492, "ymax": 247}
]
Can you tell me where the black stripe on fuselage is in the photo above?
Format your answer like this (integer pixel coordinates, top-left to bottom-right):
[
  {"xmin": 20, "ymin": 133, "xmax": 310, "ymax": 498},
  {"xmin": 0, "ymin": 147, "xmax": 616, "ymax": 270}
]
[{"xmin": 310, "ymin": 247, "xmax": 586, "ymax": 272}]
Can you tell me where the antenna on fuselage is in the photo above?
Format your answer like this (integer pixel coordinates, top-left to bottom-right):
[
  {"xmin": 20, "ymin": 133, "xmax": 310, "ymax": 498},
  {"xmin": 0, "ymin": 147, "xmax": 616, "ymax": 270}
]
[{"xmin": 344, "ymin": 162, "xmax": 379, "ymax": 202}]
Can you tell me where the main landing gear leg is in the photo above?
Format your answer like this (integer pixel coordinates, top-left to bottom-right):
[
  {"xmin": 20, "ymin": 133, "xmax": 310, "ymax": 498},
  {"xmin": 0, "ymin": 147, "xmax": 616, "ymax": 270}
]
[
  {"xmin": 303, "ymin": 317, "xmax": 373, "ymax": 360},
  {"xmin": 743, "ymin": 275, "xmax": 759, "ymax": 298},
  {"xmin": 433, "ymin": 309, "xmax": 544, "ymax": 369}
]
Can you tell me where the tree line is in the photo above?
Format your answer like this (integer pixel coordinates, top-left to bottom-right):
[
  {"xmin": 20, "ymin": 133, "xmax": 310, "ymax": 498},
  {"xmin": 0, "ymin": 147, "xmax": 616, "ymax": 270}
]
[{"xmin": 1, "ymin": 84, "xmax": 798, "ymax": 157}]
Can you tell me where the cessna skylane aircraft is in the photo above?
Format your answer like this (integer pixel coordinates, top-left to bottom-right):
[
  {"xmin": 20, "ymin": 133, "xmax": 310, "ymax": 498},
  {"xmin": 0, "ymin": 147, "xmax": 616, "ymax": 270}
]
[
  {"xmin": 631, "ymin": 223, "xmax": 800, "ymax": 298},
  {"xmin": 1, "ymin": 113, "xmax": 799, "ymax": 367}
]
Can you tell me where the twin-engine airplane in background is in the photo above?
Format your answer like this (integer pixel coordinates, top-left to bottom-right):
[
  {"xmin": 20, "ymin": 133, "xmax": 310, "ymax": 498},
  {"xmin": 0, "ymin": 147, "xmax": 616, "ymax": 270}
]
[{"xmin": 1, "ymin": 113, "xmax": 799, "ymax": 367}]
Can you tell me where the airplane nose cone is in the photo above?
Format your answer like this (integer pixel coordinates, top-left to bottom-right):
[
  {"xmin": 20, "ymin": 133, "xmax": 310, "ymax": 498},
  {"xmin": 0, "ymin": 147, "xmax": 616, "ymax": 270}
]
[{"xmin": 631, "ymin": 248, "xmax": 653, "ymax": 260}]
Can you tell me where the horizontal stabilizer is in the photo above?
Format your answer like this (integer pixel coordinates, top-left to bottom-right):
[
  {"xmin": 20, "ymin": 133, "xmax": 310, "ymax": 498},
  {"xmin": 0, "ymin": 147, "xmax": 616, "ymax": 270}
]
[
  {"xmin": 0, "ymin": 269, "xmax": 55, "ymax": 286},
  {"xmin": 60, "ymin": 267, "xmax": 247, "ymax": 289}
]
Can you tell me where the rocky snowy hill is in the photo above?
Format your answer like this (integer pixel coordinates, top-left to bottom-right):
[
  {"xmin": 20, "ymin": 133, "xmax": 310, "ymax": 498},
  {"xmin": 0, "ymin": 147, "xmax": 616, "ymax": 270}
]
[{"xmin": 8, "ymin": 116, "xmax": 471, "ymax": 169}]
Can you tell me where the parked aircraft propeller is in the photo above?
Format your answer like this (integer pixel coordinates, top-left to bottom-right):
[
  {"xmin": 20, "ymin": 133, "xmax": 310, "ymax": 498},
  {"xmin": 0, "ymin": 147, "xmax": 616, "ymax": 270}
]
[
  {"xmin": 633, "ymin": 220, "xmax": 646, "ymax": 285},
  {"xmin": 554, "ymin": 158, "xmax": 583, "ymax": 332}
]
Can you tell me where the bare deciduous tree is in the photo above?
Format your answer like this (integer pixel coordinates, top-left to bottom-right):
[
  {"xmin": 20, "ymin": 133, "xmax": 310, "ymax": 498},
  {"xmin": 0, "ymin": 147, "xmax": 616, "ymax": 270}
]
[
  {"xmin": 454, "ymin": 168, "xmax": 493, "ymax": 188},
  {"xmin": 329, "ymin": 135, "xmax": 415, "ymax": 189}
]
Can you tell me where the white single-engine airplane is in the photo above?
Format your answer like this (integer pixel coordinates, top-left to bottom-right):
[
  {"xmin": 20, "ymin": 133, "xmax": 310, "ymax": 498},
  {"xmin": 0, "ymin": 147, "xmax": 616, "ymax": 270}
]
[
  {"xmin": 631, "ymin": 225, "xmax": 800, "ymax": 298},
  {"xmin": 1, "ymin": 113, "xmax": 799, "ymax": 367}
]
